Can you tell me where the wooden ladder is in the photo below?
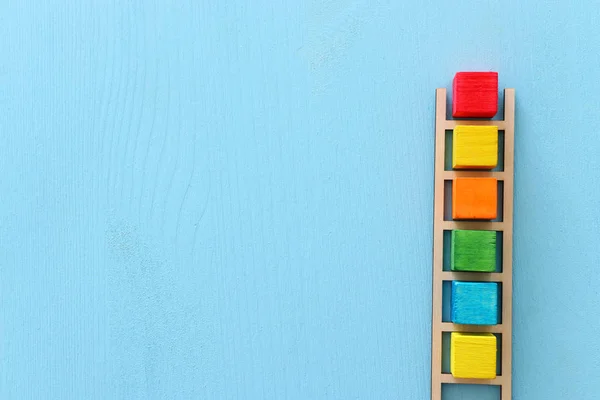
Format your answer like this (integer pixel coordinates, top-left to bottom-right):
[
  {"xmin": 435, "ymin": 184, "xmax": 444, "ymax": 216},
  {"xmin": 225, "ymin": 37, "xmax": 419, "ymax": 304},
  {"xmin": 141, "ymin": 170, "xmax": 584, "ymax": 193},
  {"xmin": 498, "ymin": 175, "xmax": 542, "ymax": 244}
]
[{"xmin": 430, "ymin": 87, "xmax": 515, "ymax": 400}]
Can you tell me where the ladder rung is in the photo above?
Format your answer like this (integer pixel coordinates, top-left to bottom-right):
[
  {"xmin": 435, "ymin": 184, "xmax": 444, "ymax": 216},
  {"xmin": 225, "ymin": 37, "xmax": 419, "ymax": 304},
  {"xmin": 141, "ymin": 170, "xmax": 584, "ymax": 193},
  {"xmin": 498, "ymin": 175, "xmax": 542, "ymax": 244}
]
[
  {"xmin": 439, "ymin": 322, "xmax": 504, "ymax": 333},
  {"xmin": 440, "ymin": 373, "xmax": 505, "ymax": 386},
  {"xmin": 442, "ymin": 171, "xmax": 506, "ymax": 179},
  {"xmin": 441, "ymin": 221, "xmax": 505, "ymax": 231},
  {"xmin": 444, "ymin": 120, "xmax": 507, "ymax": 130},
  {"xmin": 440, "ymin": 271, "xmax": 505, "ymax": 282}
]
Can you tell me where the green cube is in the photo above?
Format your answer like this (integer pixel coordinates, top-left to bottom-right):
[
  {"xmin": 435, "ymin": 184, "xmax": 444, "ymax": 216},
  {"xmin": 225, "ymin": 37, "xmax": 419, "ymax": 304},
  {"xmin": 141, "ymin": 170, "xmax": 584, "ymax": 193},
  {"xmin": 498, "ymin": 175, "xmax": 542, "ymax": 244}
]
[{"xmin": 451, "ymin": 230, "xmax": 497, "ymax": 272}]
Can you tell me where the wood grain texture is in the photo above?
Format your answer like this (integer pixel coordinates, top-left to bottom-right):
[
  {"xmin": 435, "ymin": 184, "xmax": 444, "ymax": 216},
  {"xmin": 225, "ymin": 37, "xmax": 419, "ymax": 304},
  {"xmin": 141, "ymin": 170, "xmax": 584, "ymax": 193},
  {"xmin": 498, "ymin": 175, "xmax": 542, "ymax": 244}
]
[
  {"xmin": 451, "ymin": 333, "xmax": 497, "ymax": 379},
  {"xmin": 1, "ymin": 2, "xmax": 600, "ymax": 400},
  {"xmin": 451, "ymin": 230, "xmax": 497, "ymax": 272},
  {"xmin": 452, "ymin": 72, "xmax": 499, "ymax": 118},
  {"xmin": 452, "ymin": 178, "xmax": 498, "ymax": 220},
  {"xmin": 451, "ymin": 281, "xmax": 499, "ymax": 325},
  {"xmin": 452, "ymin": 125, "xmax": 498, "ymax": 169}
]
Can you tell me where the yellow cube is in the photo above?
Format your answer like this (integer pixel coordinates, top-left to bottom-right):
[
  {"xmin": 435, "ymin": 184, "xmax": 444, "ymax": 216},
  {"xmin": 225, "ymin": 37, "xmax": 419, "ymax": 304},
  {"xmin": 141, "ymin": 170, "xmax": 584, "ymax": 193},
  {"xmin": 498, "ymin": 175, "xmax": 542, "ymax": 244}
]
[
  {"xmin": 450, "ymin": 332, "xmax": 497, "ymax": 379},
  {"xmin": 452, "ymin": 125, "xmax": 498, "ymax": 169}
]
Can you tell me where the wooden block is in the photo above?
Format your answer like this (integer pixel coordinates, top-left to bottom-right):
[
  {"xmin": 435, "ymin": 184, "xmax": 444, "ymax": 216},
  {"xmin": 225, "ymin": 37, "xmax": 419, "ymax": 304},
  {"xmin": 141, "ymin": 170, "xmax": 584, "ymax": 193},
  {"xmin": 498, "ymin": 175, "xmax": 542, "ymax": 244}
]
[
  {"xmin": 451, "ymin": 230, "xmax": 496, "ymax": 272},
  {"xmin": 451, "ymin": 281, "xmax": 499, "ymax": 325},
  {"xmin": 452, "ymin": 178, "xmax": 497, "ymax": 220},
  {"xmin": 452, "ymin": 125, "xmax": 498, "ymax": 169},
  {"xmin": 451, "ymin": 332, "xmax": 497, "ymax": 379},
  {"xmin": 452, "ymin": 72, "xmax": 498, "ymax": 118}
]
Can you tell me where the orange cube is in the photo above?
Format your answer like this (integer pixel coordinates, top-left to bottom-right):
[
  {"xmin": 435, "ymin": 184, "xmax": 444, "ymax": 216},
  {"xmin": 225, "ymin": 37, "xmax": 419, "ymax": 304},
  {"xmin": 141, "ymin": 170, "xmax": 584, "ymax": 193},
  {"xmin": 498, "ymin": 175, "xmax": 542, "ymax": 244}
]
[{"xmin": 452, "ymin": 178, "xmax": 497, "ymax": 220}]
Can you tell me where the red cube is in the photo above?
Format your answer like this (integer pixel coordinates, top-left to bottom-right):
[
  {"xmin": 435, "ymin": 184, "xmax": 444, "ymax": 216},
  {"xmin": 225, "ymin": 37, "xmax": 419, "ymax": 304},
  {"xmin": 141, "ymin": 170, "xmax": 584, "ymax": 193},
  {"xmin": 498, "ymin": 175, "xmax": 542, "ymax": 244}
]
[{"xmin": 452, "ymin": 72, "xmax": 498, "ymax": 118}]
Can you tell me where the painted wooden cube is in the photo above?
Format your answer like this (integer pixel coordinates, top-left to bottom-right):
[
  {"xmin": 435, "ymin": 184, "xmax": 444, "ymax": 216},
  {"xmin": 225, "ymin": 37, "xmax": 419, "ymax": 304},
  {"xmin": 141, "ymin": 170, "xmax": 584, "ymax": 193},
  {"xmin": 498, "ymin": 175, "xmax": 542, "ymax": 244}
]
[
  {"xmin": 452, "ymin": 178, "xmax": 497, "ymax": 220},
  {"xmin": 451, "ymin": 230, "xmax": 496, "ymax": 272},
  {"xmin": 452, "ymin": 72, "xmax": 498, "ymax": 118},
  {"xmin": 451, "ymin": 332, "xmax": 497, "ymax": 379},
  {"xmin": 451, "ymin": 281, "xmax": 499, "ymax": 325},
  {"xmin": 452, "ymin": 125, "xmax": 498, "ymax": 169}
]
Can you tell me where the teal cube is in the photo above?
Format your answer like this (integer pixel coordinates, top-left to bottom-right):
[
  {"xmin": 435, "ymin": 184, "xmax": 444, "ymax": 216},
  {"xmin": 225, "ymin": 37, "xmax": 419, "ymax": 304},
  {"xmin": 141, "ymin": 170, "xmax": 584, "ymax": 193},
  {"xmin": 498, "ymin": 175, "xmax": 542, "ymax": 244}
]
[{"xmin": 451, "ymin": 281, "xmax": 499, "ymax": 325}]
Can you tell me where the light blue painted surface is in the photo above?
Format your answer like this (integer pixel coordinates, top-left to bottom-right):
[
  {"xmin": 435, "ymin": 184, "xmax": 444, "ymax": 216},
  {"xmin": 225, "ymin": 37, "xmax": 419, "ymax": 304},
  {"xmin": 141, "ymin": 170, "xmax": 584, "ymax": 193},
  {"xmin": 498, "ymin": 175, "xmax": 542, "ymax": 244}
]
[{"xmin": 1, "ymin": 1, "xmax": 599, "ymax": 399}]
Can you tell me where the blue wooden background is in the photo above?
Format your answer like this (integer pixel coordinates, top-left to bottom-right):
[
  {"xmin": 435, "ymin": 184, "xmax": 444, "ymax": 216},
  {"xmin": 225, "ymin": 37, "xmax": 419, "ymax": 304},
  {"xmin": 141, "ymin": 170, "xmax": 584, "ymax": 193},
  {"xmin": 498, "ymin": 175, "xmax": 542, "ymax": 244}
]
[{"xmin": 2, "ymin": 1, "xmax": 599, "ymax": 399}]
